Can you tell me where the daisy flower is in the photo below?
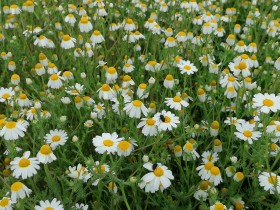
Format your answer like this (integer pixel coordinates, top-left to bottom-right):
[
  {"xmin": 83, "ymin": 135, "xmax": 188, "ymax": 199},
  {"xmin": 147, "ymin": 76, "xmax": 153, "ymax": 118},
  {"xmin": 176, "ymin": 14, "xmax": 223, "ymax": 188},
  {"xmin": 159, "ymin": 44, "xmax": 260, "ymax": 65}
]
[
  {"xmin": 252, "ymin": 93, "xmax": 280, "ymax": 113},
  {"xmin": 137, "ymin": 117, "xmax": 158, "ymax": 136},
  {"xmin": 163, "ymin": 74, "xmax": 175, "ymax": 89},
  {"xmin": 234, "ymin": 122, "xmax": 261, "ymax": 144},
  {"xmin": 34, "ymin": 198, "xmax": 64, "ymax": 210},
  {"xmin": 201, "ymin": 151, "xmax": 219, "ymax": 163},
  {"xmin": 0, "ymin": 87, "xmax": 15, "ymax": 102},
  {"xmin": 209, "ymin": 166, "xmax": 223, "ymax": 186},
  {"xmin": 47, "ymin": 72, "xmax": 64, "ymax": 89},
  {"xmin": 196, "ymin": 162, "xmax": 215, "ymax": 180},
  {"xmin": 0, "ymin": 197, "xmax": 14, "ymax": 210},
  {"xmin": 177, "ymin": 60, "xmax": 198, "ymax": 75},
  {"xmin": 10, "ymin": 181, "xmax": 32, "ymax": 201},
  {"xmin": 68, "ymin": 164, "xmax": 91, "ymax": 182},
  {"xmin": 97, "ymin": 84, "xmax": 115, "ymax": 100},
  {"xmin": 105, "ymin": 67, "xmax": 118, "ymax": 84},
  {"xmin": 44, "ymin": 129, "xmax": 68, "ymax": 149},
  {"xmin": 258, "ymin": 172, "xmax": 280, "ymax": 194},
  {"xmin": 72, "ymin": 203, "xmax": 89, "ymax": 210},
  {"xmin": 117, "ymin": 138, "xmax": 137, "ymax": 157},
  {"xmin": 37, "ymin": 144, "xmax": 57, "ymax": 164},
  {"xmin": 93, "ymin": 103, "xmax": 106, "ymax": 119},
  {"xmin": 10, "ymin": 151, "xmax": 40, "ymax": 179},
  {"xmin": 183, "ymin": 142, "xmax": 200, "ymax": 161},
  {"xmin": 164, "ymin": 95, "xmax": 189, "ymax": 110},
  {"xmin": 0, "ymin": 120, "xmax": 26, "ymax": 140},
  {"xmin": 61, "ymin": 35, "xmax": 76, "ymax": 49},
  {"xmin": 92, "ymin": 161, "xmax": 110, "ymax": 186},
  {"xmin": 266, "ymin": 121, "xmax": 280, "ymax": 137},
  {"xmin": 90, "ymin": 30, "xmax": 105, "ymax": 44},
  {"xmin": 78, "ymin": 16, "xmax": 93, "ymax": 32},
  {"xmin": 210, "ymin": 201, "xmax": 227, "ymax": 210},
  {"xmin": 123, "ymin": 100, "xmax": 148, "ymax": 119},
  {"xmin": 154, "ymin": 110, "xmax": 180, "ymax": 131},
  {"xmin": 92, "ymin": 132, "xmax": 123, "ymax": 154},
  {"xmin": 138, "ymin": 162, "xmax": 174, "ymax": 193}
]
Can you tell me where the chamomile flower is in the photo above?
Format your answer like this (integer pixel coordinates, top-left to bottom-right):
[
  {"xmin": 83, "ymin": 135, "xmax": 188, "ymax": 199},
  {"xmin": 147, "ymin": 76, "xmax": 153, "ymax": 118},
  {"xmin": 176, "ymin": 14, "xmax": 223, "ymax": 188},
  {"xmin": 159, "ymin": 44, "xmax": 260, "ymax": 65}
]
[
  {"xmin": 105, "ymin": 67, "xmax": 118, "ymax": 84},
  {"xmin": 78, "ymin": 16, "xmax": 93, "ymax": 32},
  {"xmin": 34, "ymin": 198, "xmax": 64, "ymax": 210},
  {"xmin": 44, "ymin": 129, "xmax": 68, "ymax": 149},
  {"xmin": 196, "ymin": 162, "xmax": 215, "ymax": 180},
  {"xmin": 72, "ymin": 203, "xmax": 89, "ymax": 210},
  {"xmin": 163, "ymin": 74, "xmax": 175, "ymax": 89},
  {"xmin": 267, "ymin": 121, "xmax": 280, "ymax": 137},
  {"xmin": 37, "ymin": 144, "xmax": 57, "ymax": 164},
  {"xmin": 252, "ymin": 93, "xmax": 280, "ymax": 114},
  {"xmin": 154, "ymin": 110, "xmax": 180, "ymax": 131},
  {"xmin": 137, "ymin": 83, "xmax": 149, "ymax": 99},
  {"xmin": 210, "ymin": 201, "xmax": 227, "ymax": 210},
  {"xmin": 93, "ymin": 103, "xmax": 106, "ymax": 119},
  {"xmin": 97, "ymin": 84, "xmax": 115, "ymax": 100},
  {"xmin": 92, "ymin": 161, "xmax": 110, "ymax": 186},
  {"xmin": 61, "ymin": 35, "xmax": 76, "ymax": 49},
  {"xmin": 209, "ymin": 166, "xmax": 223, "ymax": 186},
  {"xmin": 47, "ymin": 72, "xmax": 64, "ymax": 89},
  {"xmin": 137, "ymin": 117, "xmax": 158, "ymax": 136},
  {"xmin": 177, "ymin": 60, "xmax": 198, "ymax": 75},
  {"xmin": 10, "ymin": 151, "xmax": 40, "ymax": 179},
  {"xmin": 164, "ymin": 95, "xmax": 189, "ymax": 110},
  {"xmin": 90, "ymin": 30, "xmax": 105, "ymax": 44},
  {"xmin": 138, "ymin": 162, "xmax": 174, "ymax": 193},
  {"xmin": 183, "ymin": 142, "xmax": 200, "ymax": 161},
  {"xmin": 10, "ymin": 181, "xmax": 32, "ymax": 201},
  {"xmin": 0, "ymin": 120, "xmax": 26, "ymax": 140},
  {"xmin": 123, "ymin": 100, "xmax": 148, "ymax": 118},
  {"xmin": 234, "ymin": 122, "xmax": 261, "ymax": 144},
  {"xmin": 258, "ymin": 172, "xmax": 280, "ymax": 194},
  {"xmin": 201, "ymin": 151, "xmax": 219, "ymax": 163},
  {"xmin": 0, "ymin": 87, "xmax": 15, "ymax": 102},
  {"xmin": 68, "ymin": 164, "xmax": 91, "ymax": 182},
  {"xmin": 117, "ymin": 138, "xmax": 137, "ymax": 157},
  {"xmin": 92, "ymin": 132, "xmax": 123, "ymax": 154}
]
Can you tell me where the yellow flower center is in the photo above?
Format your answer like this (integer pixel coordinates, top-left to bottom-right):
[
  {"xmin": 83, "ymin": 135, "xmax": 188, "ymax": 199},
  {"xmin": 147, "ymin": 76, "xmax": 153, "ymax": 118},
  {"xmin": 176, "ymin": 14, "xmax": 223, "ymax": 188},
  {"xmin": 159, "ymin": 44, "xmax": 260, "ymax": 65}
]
[
  {"xmin": 238, "ymin": 41, "xmax": 245, "ymax": 46},
  {"xmin": 228, "ymin": 86, "xmax": 235, "ymax": 92},
  {"xmin": 40, "ymin": 145, "xmax": 52, "ymax": 155},
  {"xmin": 228, "ymin": 76, "xmax": 235, "ymax": 82},
  {"xmin": 123, "ymin": 75, "xmax": 131, "ymax": 82},
  {"xmin": 268, "ymin": 175, "xmax": 277, "ymax": 185},
  {"xmin": 214, "ymin": 203, "xmax": 224, "ymax": 210},
  {"xmin": 204, "ymin": 162, "xmax": 214, "ymax": 170},
  {"xmin": 211, "ymin": 121, "xmax": 219, "ymax": 129},
  {"xmin": 165, "ymin": 74, "xmax": 173, "ymax": 81},
  {"xmin": 214, "ymin": 139, "xmax": 221, "ymax": 146},
  {"xmin": 263, "ymin": 99, "xmax": 274, "ymax": 107},
  {"xmin": 241, "ymin": 54, "xmax": 249, "ymax": 59},
  {"xmin": 174, "ymin": 145, "xmax": 182, "ymax": 152},
  {"xmin": 124, "ymin": 63, "xmax": 131, "ymax": 67},
  {"xmin": 11, "ymin": 182, "xmax": 23, "ymax": 192},
  {"xmin": 184, "ymin": 65, "xmax": 191, "ymax": 71},
  {"xmin": 93, "ymin": 30, "xmax": 101, "ymax": 36},
  {"xmin": 2, "ymin": 93, "xmax": 10, "ymax": 99},
  {"xmin": 45, "ymin": 207, "xmax": 54, "ymax": 210},
  {"xmin": 101, "ymin": 84, "xmax": 110, "ymax": 92},
  {"xmin": 271, "ymin": 143, "xmax": 277, "ymax": 150},
  {"xmin": 210, "ymin": 166, "xmax": 220, "ymax": 176},
  {"xmin": 235, "ymin": 172, "xmax": 244, "ymax": 180},
  {"xmin": 139, "ymin": 83, "xmax": 147, "ymax": 89},
  {"xmin": 19, "ymin": 94, "xmax": 27, "ymax": 99},
  {"xmin": 48, "ymin": 63, "xmax": 55, "ymax": 68},
  {"xmin": 178, "ymin": 31, "xmax": 186, "ymax": 36},
  {"xmin": 167, "ymin": 37, "xmax": 175, "ymax": 42},
  {"xmin": 238, "ymin": 62, "xmax": 247, "ymax": 70},
  {"xmin": 146, "ymin": 118, "xmax": 155, "ymax": 126},
  {"xmin": 276, "ymin": 125, "xmax": 280, "ymax": 132},
  {"xmin": 52, "ymin": 135, "xmax": 61, "ymax": 142},
  {"xmin": 235, "ymin": 202, "xmax": 244, "ymax": 210},
  {"xmin": 118, "ymin": 141, "xmax": 130, "ymax": 151},
  {"xmin": 243, "ymin": 130, "xmax": 252, "ymax": 138},
  {"xmin": 11, "ymin": 74, "xmax": 19, "ymax": 80},
  {"xmin": 107, "ymin": 67, "xmax": 116, "ymax": 74},
  {"xmin": 50, "ymin": 74, "xmax": 59, "ymax": 81},
  {"xmin": 18, "ymin": 158, "xmax": 30, "ymax": 168},
  {"xmin": 0, "ymin": 198, "xmax": 9, "ymax": 207},
  {"xmin": 132, "ymin": 100, "xmax": 142, "ymax": 107},
  {"xmin": 63, "ymin": 71, "xmax": 72, "ymax": 77},
  {"xmin": 126, "ymin": 18, "xmax": 133, "ymax": 24},
  {"xmin": 63, "ymin": 35, "xmax": 71, "ymax": 41},
  {"xmin": 164, "ymin": 116, "xmax": 171, "ymax": 123},
  {"xmin": 228, "ymin": 34, "xmax": 235, "ymax": 39},
  {"xmin": 80, "ymin": 17, "xmax": 88, "ymax": 24},
  {"xmin": 173, "ymin": 96, "xmax": 182, "ymax": 102},
  {"xmin": 148, "ymin": 18, "xmax": 154, "ymax": 23},
  {"xmin": 103, "ymin": 139, "xmax": 114, "ymax": 147},
  {"xmin": 199, "ymin": 181, "xmax": 209, "ymax": 190},
  {"xmin": 197, "ymin": 88, "xmax": 205, "ymax": 95},
  {"xmin": 185, "ymin": 142, "xmax": 193, "ymax": 151},
  {"xmin": 153, "ymin": 167, "xmax": 164, "ymax": 177},
  {"xmin": 6, "ymin": 121, "xmax": 16, "ymax": 129}
]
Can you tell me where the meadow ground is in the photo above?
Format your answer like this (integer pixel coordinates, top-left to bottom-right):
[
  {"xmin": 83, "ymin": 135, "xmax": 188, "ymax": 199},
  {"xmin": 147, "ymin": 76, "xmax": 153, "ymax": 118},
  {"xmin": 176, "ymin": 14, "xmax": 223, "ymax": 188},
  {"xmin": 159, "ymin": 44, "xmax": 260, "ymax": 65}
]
[{"xmin": 1, "ymin": 0, "xmax": 280, "ymax": 209}]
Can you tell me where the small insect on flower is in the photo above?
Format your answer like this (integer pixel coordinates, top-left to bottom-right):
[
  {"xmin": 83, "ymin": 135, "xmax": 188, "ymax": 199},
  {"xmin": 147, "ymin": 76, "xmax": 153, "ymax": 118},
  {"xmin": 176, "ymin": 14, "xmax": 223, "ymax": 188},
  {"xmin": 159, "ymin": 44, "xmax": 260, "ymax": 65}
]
[{"xmin": 160, "ymin": 114, "xmax": 165, "ymax": 122}]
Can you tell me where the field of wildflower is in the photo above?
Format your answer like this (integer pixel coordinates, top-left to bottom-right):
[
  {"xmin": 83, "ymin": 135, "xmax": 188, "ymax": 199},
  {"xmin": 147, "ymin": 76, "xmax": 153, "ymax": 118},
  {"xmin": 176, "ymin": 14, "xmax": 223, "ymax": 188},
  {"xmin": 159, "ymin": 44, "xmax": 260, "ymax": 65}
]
[{"xmin": 1, "ymin": 0, "xmax": 280, "ymax": 209}]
